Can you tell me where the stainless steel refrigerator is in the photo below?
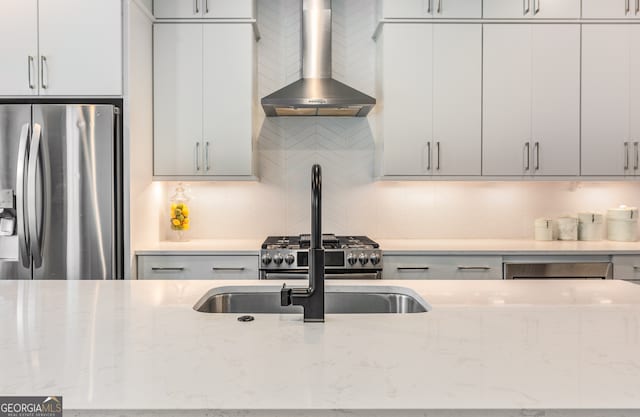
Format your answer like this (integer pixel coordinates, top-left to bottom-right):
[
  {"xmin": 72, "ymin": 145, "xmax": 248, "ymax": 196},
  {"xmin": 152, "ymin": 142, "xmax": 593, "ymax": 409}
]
[{"xmin": 0, "ymin": 104, "xmax": 122, "ymax": 280}]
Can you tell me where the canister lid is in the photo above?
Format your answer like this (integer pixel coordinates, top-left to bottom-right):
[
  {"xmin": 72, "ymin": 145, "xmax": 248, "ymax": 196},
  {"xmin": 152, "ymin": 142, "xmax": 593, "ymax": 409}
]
[
  {"xmin": 607, "ymin": 205, "xmax": 639, "ymax": 221},
  {"xmin": 578, "ymin": 212, "xmax": 604, "ymax": 224}
]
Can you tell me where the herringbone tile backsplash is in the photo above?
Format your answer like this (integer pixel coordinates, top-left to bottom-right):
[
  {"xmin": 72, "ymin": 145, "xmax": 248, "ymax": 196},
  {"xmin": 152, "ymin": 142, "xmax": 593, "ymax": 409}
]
[{"xmin": 161, "ymin": 0, "xmax": 640, "ymax": 240}]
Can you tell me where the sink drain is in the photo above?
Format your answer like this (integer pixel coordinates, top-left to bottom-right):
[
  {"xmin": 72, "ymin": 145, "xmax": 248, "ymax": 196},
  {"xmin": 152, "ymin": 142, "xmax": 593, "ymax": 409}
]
[{"xmin": 237, "ymin": 315, "xmax": 255, "ymax": 322}]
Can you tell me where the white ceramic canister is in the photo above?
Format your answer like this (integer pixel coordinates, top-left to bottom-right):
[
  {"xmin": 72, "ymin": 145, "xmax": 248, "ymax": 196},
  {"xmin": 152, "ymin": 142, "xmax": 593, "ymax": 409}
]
[
  {"xmin": 534, "ymin": 218, "xmax": 556, "ymax": 241},
  {"xmin": 577, "ymin": 212, "xmax": 604, "ymax": 241},
  {"xmin": 557, "ymin": 216, "xmax": 579, "ymax": 241},
  {"xmin": 607, "ymin": 206, "xmax": 639, "ymax": 242}
]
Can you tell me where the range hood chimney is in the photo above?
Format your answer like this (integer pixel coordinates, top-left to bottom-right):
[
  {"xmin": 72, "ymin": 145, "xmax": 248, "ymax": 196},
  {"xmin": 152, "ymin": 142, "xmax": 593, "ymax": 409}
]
[{"xmin": 261, "ymin": 0, "xmax": 376, "ymax": 117}]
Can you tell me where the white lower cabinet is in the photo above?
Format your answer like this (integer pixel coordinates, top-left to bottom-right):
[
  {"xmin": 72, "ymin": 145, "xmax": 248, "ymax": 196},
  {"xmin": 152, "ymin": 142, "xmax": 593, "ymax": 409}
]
[
  {"xmin": 612, "ymin": 256, "xmax": 640, "ymax": 283},
  {"xmin": 383, "ymin": 255, "xmax": 503, "ymax": 280},
  {"xmin": 137, "ymin": 255, "xmax": 259, "ymax": 280}
]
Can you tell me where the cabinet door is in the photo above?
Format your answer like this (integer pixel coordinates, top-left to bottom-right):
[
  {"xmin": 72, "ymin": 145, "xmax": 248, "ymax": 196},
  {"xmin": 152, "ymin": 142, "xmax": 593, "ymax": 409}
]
[
  {"xmin": 531, "ymin": 0, "xmax": 581, "ymax": 18},
  {"xmin": 203, "ymin": 24, "xmax": 254, "ymax": 176},
  {"xmin": 204, "ymin": 0, "xmax": 255, "ymax": 18},
  {"xmin": 378, "ymin": 0, "xmax": 429, "ymax": 18},
  {"xmin": 0, "ymin": 0, "xmax": 38, "ymax": 96},
  {"xmin": 138, "ymin": 255, "xmax": 259, "ymax": 279},
  {"xmin": 381, "ymin": 24, "xmax": 433, "ymax": 176},
  {"xmin": 483, "ymin": 0, "xmax": 530, "ymax": 18},
  {"xmin": 483, "ymin": 25, "xmax": 532, "ymax": 176},
  {"xmin": 38, "ymin": 0, "xmax": 122, "ymax": 95},
  {"xmin": 154, "ymin": 0, "xmax": 202, "ymax": 18},
  {"xmin": 154, "ymin": 24, "xmax": 204, "ymax": 176},
  {"xmin": 432, "ymin": 24, "xmax": 481, "ymax": 176},
  {"xmin": 630, "ymin": 25, "xmax": 640, "ymax": 174},
  {"xmin": 531, "ymin": 25, "xmax": 580, "ymax": 176},
  {"xmin": 434, "ymin": 0, "xmax": 482, "ymax": 18},
  {"xmin": 582, "ymin": 0, "xmax": 632, "ymax": 18},
  {"xmin": 582, "ymin": 25, "xmax": 630, "ymax": 176},
  {"xmin": 384, "ymin": 255, "xmax": 502, "ymax": 280}
]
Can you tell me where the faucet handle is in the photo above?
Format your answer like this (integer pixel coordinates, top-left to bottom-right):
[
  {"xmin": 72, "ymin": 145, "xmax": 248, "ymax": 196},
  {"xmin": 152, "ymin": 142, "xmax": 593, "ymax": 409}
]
[{"xmin": 280, "ymin": 284, "xmax": 292, "ymax": 307}]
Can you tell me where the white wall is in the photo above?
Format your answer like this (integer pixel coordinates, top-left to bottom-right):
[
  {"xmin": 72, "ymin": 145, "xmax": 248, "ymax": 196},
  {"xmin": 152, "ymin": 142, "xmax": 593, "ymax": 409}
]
[
  {"xmin": 154, "ymin": 0, "xmax": 640, "ymax": 241},
  {"xmin": 127, "ymin": 0, "xmax": 162, "ymax": 271}
]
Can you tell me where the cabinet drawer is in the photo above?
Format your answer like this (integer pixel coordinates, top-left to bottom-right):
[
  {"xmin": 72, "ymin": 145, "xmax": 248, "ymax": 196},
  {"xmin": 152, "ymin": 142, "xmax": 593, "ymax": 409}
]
[
  {"xmin": 138, "ymin": 255, "xmax": 258, "ymax": 280},
  {"xmin": 383, "ymin": 255, "xmax": 503, "ymax": 280},
  {"xmin": 613, "ymin": 256, "xmax": 640, "ymax": 280},
  {"xmin": 154, "ymin": 0, "xmax": 255, "ymax": 18},
  {"xmin": 379, "ymin": 0, "xmax": 481, "ymax": 18}
]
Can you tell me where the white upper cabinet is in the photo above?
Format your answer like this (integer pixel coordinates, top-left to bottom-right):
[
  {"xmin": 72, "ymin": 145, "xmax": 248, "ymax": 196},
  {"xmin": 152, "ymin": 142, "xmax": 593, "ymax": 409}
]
[
  {"xmin": 582, "ymin": 0, "xmax": 640, "ymax": 18},
  {"xmin": 153, "ymin": 24, "xmax": 204, "ymax": 177},
  {"xmin": 381, "ymin": 24, "xmax": 433, "ymax": 176},
  {"xmin": 0, "ymin": 0, "xmax": 121, "ymax": 96},
  {"xmin": 483, "ymin": 0, "xmax": 580, "ymax": 18},
  {"xmin": 483, "ymin": 24, "xmax": 580, "ymax": 176},
  {"xmin": 154, "ymin": 23, "xmax": 256, "ymax": 178},
  {"xmin": 0, "ymin": 0, "xmax": 38, "ymax": 96},
  {"xmin": 432, "ymin": 24, "xmax": 482, "ymax": 176},
  {"xmin": 380, "ymin": 24, "xmax": 481, "ymax": 177},
  {"xmin": 378, "ymin": 0, "xmax": 481, "ymax": 18},
  {"xmin": 38, "ymin": 0, "xmax": 122, "ymax": 96},
  {"xmin": 202, "ymin": 24, "xmax": 254, "ymax": 176},
  {"xmin": 154, "ymin": 0, "xmax": 255, "ymax": 18},
  {"xmin": 582, "ymin": 25, "xmax": 635, "ymax": 176}
]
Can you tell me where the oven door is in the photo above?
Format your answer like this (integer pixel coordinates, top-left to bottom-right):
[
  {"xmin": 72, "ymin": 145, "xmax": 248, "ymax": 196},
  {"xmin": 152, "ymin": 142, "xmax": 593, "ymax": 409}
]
[
  {"xmin": 504, "ymin": 262, "xmax": 613, "ymax": 280},
  {"xmin": 261, "ymin": 270, "xmax": 382, "ymax": 280}
]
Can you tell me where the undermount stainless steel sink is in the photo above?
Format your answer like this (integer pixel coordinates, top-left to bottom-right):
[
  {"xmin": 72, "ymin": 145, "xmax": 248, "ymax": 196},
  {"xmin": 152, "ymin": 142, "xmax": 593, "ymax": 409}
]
[{"xmin": 193, "ymin": 285, "xmax": 430, "ymax": 314}]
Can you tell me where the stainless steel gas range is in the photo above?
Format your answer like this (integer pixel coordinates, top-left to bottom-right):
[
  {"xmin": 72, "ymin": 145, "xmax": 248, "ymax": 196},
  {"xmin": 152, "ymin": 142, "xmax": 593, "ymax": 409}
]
[{"xmin": 259, "ymin": 234, "xmax": 383, "ymax": 280}]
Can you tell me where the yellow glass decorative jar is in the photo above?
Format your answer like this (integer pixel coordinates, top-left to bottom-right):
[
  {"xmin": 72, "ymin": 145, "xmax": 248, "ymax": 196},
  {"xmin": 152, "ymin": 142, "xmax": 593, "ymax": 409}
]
[{"xmin": 169, "ymin": 183, "xmax": 191, "ymax": 241}]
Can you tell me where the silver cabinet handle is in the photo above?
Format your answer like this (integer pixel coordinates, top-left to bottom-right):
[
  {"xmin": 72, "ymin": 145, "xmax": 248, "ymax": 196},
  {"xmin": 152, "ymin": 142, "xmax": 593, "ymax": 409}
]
[
  {"xmin": 534, "ymin": 0, "xmax": 540, "ymax": 14},
  {"xmin": 195, "ymin": 142, "xmax": 201, "ymax": 171},
  {"xmin": 524, "ymin": 142, "xmax": 530, "ymax": 171},
  {"xmin": 40, "ymin": 56, "xmax": 47, "ymax": 89},
  {"xmin": 626, "ymin": 0, "xmax": 630, "ymax": 14},
  {"xmin": 212, "ymin": 267, "xmax": 246, "ymax": 272},
  {"xmin": 437, "ymin": 0, "xmax": 442, "ymax": 14},
  {"xmin": 524, "ymin": 0, "xmax": 530, "ymax": 15},
  {"xmin": 625, "ymin": 142, "xmax": 630, "ymax": 170},
  {"xmin": 27, "ymin": 56, "xmax": 35, "ymax": 89},
  {"xmin": 397, "ymin": 267, "xmax": 430, "ymax": 271},
  {"xmin": 16, "ymin": 124, "xmax": 31, "ymax": 268},
  {"xmin": 427, "ymin": 0, "xmax": 432, "ymax": 13},
  {"xmin": 436, "ymin": 141, "xmax": 440, "ymax": 171},
  {"xmin": 636, "ymin": 0, "xmax": 639, "ymax": 15},
  {"xmin": 152, "ymin": 267, "xmax": 185, "ymax": 271},
  {"xmin": 534, "ymin": 141, "xmax": 540, "ymax": 171},
  {"xmin": 205, "ymin": 0, "xmax": 209, "ymax": 14},
  {"xmin": 457, "ymin": 266, "xmax": 492, "ymax": 271},
  {"xmin": 635, "ymin": 142, "xmax": 639, "ymax": 170},
  {"xmin": 205, "ymin": 141, "xmax": 210, "ymax": 171},
  {"xmin": 426, "ymin": 142, "xmax": 432, "ymax": 171},
  {"xmin": 27, "ymin": 123, "xmax": 43, "ymax": 268},
  {"xmin": 194, "ymin": 0, "xmax": 200, "ymax": 14}
]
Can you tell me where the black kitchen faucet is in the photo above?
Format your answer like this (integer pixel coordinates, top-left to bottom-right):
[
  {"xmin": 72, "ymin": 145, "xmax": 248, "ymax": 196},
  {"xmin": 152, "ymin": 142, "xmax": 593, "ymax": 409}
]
[{"xmin": 280, "ymin": 164, "xmax": 325, "ymax": 322}]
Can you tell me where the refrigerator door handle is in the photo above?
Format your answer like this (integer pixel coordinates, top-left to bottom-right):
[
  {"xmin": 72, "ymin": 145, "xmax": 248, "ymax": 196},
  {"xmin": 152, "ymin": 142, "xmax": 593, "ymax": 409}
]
[
  {"xmin": 16, "ymin": 123, "xmax": 31, "ymax": 268},
  {"xmin": 27, "ymin": 123, "xmax": 43, "ymax": 268}
]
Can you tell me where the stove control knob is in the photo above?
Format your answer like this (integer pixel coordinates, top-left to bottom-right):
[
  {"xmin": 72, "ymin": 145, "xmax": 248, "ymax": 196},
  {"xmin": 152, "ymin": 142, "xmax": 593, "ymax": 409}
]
[
  {"xmin": 273, "ymin": 253, "xmax": 284, "ymax": 265},
  {"xmin": 358, "ymin": 253, "xmax": 369, "ymax": 266},
  {"xmin": 285, "ymin": 253, "xmax": 295, "ymax": 265},
  {"xmin": 370, "ymin": 253, "xmax": 381, "ymax": 265},
  {"xmin": 347, "ymin": 254, "xmax": 357, "ymax": 266},
  {"xmin": 261, "ymin": 254, "xmax": 272, "ymax": 265}
]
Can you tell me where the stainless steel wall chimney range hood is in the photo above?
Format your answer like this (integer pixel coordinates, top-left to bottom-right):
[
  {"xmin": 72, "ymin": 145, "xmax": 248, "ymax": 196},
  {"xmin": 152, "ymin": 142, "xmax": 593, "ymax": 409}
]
[{"xmin": 261, "ymin": 0, "xmax": 376, "ymax": 117}]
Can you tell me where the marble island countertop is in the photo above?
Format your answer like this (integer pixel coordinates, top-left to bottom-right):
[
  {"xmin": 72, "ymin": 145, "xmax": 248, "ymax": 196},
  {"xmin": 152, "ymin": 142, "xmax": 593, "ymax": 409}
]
[
  {"xmin": 1, "ymin": 279, "xmax": 640, "ymax": 415},
  {"xmin": 134, "ymin": 238, "xmax": 640, "ymax": 256}
]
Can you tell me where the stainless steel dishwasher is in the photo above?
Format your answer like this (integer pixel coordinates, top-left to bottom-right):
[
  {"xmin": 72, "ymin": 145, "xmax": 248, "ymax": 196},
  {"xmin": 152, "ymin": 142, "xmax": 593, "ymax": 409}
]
[{"xmin": 504, "ymin": 262, "xmax": 613, "ymax": 280}]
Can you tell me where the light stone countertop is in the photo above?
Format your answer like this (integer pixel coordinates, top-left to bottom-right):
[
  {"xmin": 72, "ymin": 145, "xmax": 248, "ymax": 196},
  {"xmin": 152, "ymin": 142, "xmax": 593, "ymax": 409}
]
[
  {"xmin": 134, "ymin": 238, "xmax": 640, "ymax": 256},
  {"xmin": 1, "ymin": 279, "xmax": 640, "ymax": 414}
]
